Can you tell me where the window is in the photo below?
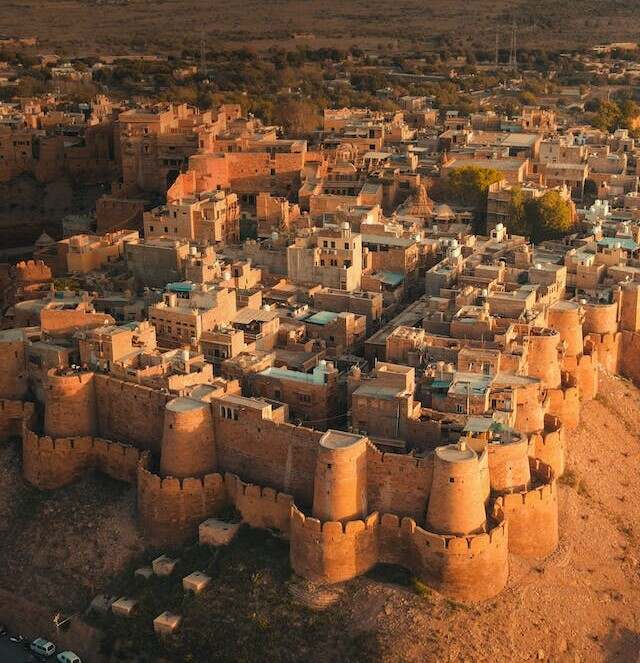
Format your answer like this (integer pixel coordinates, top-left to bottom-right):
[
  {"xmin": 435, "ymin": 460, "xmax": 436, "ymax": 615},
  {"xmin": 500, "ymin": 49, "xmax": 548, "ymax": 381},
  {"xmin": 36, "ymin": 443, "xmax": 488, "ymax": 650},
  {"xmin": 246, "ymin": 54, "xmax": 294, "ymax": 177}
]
[
  {"xmin": 344, "ymin": 242, "xmax": 349, "ymax": 249},
  {"xmin": 456, "ymin": 404, "xmax": 465, "ymax": 414},
  {"xmin": 320, "ymin": 259, "xmax": 325, "ymax": 266},
  {"xmin": 298, "ymin": 393, "xmax": 311, "ymax": 403},
  {"xmin": 149, "ymin": 226, "xmax": 154, "ymax": 232},
  {"xmin": 164, "ymin": 226, "xmax": 168, "ymax": 233}
]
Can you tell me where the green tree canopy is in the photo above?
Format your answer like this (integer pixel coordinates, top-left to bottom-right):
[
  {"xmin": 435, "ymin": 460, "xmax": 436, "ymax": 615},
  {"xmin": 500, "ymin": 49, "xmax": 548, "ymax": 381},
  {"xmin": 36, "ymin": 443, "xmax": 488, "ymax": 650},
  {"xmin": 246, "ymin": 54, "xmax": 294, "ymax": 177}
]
[
  {"xmin": 447, "ymin": 165, "xmax": 503, "ymax": 209},
  {"xmin": 507, "ymin": 188, "xmax": 575, "ymax": 242}
]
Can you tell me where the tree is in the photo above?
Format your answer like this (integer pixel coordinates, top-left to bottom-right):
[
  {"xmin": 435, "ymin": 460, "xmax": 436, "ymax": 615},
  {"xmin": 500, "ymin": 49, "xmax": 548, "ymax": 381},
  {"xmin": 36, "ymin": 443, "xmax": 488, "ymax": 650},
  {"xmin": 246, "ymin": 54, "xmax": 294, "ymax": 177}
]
[
  {"xmin": 447, "ymin": 166, "xmax": 503, "ymax": 209},
  {"xmin": 506, "ymin": 189, "xmax": 574, "ymax": 241},
  {"xmin": 527, "ymin": 191, "xmax": 574, "ymax": 241}
]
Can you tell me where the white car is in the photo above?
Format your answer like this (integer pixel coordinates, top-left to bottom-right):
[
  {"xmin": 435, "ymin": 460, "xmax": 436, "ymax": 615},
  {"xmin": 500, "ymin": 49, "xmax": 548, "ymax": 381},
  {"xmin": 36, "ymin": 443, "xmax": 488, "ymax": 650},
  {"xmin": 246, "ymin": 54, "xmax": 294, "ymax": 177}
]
[
  {"xmin": 30, "ymin": 637, "xmax": 56, "ymax": 657},
  {"xmin": 57, "ymin": 652, "xmax": 81, "ymax": 663}
]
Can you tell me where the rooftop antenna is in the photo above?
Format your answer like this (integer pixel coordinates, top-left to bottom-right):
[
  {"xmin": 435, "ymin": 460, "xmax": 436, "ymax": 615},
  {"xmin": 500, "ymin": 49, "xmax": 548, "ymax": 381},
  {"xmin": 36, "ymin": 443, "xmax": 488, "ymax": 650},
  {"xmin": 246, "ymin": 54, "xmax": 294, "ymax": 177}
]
[{"xmin": 508, "ymin": 20, "xmax": 518, "ymax": 73}]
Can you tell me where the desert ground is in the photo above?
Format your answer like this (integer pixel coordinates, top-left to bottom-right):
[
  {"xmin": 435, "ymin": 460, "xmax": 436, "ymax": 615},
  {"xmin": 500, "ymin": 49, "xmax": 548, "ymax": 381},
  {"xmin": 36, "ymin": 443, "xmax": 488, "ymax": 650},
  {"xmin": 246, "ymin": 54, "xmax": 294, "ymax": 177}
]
[{"xmin": 2, "ymin": 0, "xmax": 640, "ymax": 55}]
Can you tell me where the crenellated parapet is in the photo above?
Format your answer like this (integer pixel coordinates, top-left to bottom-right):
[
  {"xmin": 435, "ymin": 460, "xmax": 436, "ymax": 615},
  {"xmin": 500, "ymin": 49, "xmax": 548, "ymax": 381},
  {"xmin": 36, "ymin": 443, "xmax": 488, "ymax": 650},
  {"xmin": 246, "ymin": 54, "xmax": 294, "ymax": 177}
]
[
  {"xmin": 22, "ymin": 424, "xmax": 143, "ymax": 490},
  {"xmin": 494, "ymin": 458, "xmax": 558, "ymax": 558},
  {"xmin": 225, "ymin": 473, "xmax": 294, "ymax": 534},
  {"xmin": 546, "ymin": 376, "xmax": 580, "ymax": 431},
  {"xmin": 528, "ymin": 414, "xmax": 565, "ymax": 477},
  {"xmin": 290, "ymin": 507, "xmax": 380, "ymax": 584},
  {"xmin": 136, "ymin": 455, "xmax": 227, "ymax": 546},
  {"xmin": 378, "ymin": 512, "xmax": 509, "ymax": 602},
  {"xmin": 584, "ymin": 331, "xmax": 621, "ymax": 374}
]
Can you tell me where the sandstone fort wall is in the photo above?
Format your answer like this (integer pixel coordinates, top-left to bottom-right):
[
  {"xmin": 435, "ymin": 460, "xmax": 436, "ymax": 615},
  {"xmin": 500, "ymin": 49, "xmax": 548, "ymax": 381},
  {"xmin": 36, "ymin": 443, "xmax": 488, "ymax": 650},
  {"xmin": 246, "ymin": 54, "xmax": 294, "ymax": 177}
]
[
  {"xmin": 495, "ymin": 459, "xmax": 558, "ymax": 558},
  {"xmin": 23, "ymin": 426, "xmax": 143, "ymax": 490},
  {"xmin": 226, "ymin": 473, "xmax": 294, "ymax": 534},
  {"xmin": 365, "ymin": 442, "xmax": 433, "ymax": 521},
  {"xmin": 0, "ymin": 400, "xmax": 34, "ymax": 442},
  {"xmin": 215, "ymin": 412, "xmax": 321, "ymax": 507},
  {"xmin": 528, "ymin": 415, "xmax": 565, "ymax": 477},
  {"xmin": 95, "ymin": 374, "xmax": 170, "ymax": 452},
  {"xmin": 136, "ymin": 458, "xmax": 227, "ymax": 545}
]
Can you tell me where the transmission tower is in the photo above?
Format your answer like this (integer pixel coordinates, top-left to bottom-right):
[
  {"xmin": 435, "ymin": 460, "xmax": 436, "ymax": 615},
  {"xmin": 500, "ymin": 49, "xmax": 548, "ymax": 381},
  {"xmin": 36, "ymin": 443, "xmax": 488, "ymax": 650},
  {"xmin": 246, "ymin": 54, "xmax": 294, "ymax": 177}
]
[{"xmin": 508, "ymin": 21, "xmax": 518, "ymax": 73}]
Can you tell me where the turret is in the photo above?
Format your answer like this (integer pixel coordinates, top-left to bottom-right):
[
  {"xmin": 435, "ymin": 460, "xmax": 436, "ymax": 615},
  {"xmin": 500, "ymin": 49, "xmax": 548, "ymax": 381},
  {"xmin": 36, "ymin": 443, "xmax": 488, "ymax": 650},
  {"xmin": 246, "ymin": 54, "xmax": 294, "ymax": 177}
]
[
  {"xmin": 547, "ymin": 301, "xmax": 583, "ymax": 358},
  {"xmin": 526, "ymin": 328, "xmax": 562, "ymax": 389},
  {"xmin": 160, "ymin": 397, "xmax": 216, "ymax": 479},
  {"xmin": 426, "ymin": 441, "xmax": 487, "ymax": 536},
  {"xmin": 44, "ymin": 368, "xmax": 96, "ymax": 438},
  {"xmin": 582, "ymin": 301, "xmax": 619, "ymax": 336},
  {"xmin": 312, "ymin": 430, "xmax": 367, "ymax": 523},
  {"xmin": 487, "ymin": 436, "xmax": 531, "ymax": 494}
]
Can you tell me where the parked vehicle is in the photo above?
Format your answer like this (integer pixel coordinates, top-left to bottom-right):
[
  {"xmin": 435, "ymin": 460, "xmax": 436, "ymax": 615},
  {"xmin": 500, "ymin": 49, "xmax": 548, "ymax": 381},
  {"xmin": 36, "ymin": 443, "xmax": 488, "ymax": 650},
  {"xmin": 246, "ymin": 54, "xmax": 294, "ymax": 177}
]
[
  {"xmin": 30, "ymin": 638, "xmax": 56, "ymax": 657},
  {"xmin": 57, "ymin": 652, "xmax": 81, "ymax": 663},
  {"xmin": 0, "ymin": 622, "xmax": 6, "ymax": 635}
]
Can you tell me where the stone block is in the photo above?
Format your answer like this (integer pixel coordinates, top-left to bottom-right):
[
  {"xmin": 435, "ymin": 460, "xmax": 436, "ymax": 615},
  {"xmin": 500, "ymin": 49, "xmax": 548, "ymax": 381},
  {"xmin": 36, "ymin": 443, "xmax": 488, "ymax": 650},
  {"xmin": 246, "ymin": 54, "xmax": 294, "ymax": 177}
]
[
  {"xmin": 182, "ymin": 571, "xmax": 211, "ymax": 594},
  {"xmin": 199, "ymin": 519, "xmax": 240, "ymax": 547},
  {"xmin": 111, "ymin": 597, "xmax": 138, "ymax": 617},
  {"xmin": 153, "ymin": 611, "xmax": 182, "ymax": 637},
  {"xmin": 135, "ymin": 566, "xmax": 153, "ymax": 580},
  {"xmin": 152, "ymin": 555, "xmax": 179, "ymax": 577}
]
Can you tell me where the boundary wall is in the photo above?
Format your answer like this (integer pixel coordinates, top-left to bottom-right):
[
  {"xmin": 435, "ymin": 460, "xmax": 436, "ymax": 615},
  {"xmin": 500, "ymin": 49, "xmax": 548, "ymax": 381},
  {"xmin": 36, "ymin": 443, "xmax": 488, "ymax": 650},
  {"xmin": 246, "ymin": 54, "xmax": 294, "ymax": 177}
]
[
  {"xmin": 0, "ymin": 400, "xmax": 34, "ymax": 442},
  {"xmin": 494, "ymin": 458, "xmax": 558, "ymax": 558},
  {"xmin": 23, "ymin": 425, "xmax": 143, "ymax": 490},
  {"xmin": 290, "ymin": 507, "xmax": 509, "ymax": 602},
  {"xmin": 136, "ymin": 456, "xmax": 227, "ymax": 545},
  {"xmin": 528, "ymin": 414, "xmax": 565, "ymax": 477}
]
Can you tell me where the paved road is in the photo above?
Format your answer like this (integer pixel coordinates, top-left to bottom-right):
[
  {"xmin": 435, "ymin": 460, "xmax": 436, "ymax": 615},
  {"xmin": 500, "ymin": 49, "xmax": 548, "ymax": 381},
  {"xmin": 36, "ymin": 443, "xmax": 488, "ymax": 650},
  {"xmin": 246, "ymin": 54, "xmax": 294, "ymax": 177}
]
[{"xmin": 0, "ymin": 636, "xmax": 33, "ymax": 662}]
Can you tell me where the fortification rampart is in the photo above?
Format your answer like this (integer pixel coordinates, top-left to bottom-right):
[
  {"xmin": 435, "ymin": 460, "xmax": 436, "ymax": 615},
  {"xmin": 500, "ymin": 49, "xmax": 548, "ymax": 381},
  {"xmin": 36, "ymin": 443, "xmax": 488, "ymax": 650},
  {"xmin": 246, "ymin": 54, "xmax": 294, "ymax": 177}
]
[
  {"xmin": 365, "ymin": 442, "xmax": 433, "ymax": 521},
  {"xmin": 494, "ymin": 458, "xmax": 558, "ymax": 558},
  {"xmin": 0, "ymin": 336, "xmax": 28, "ymax": 401},
  {"xmin": 378, "ymin": 513, "xmax": 509, "ymax": 602},
  {"xmin": 215, "ymin": 412, "xmax": 321, "ymax": 507},
  {"xmin": 136, "ymin": 457, "xmax": 227, "ymax": 545},
  {"xmin": 563, "ymin": 347, "xmax": 598, "ymax": 402},
  {"xmin": 290, "ymin": 508, "xmax": 380, "ymax": 584},
  {"xmin": 528, "ymin": 415, "xmax": 565, "ymax": 477},
  {"xmin": 0, "ymin": 400, "xmax": 34, "ymax": 442},
  {"xmin": 94, "ymin": 374, "xmax": 170, "ymax": 452},
  {"xmin": 22, "ymin": 425, "xmax": 143, "ymax": 490},
  {"xmin": 584, "ymin": 332, "xmax": 620, "ymax": 374},
  {"xmin": 546, "ymin": 382, "xmax": 580, "ymax": 431},
  {"xmin": 225, "ymin": 473, "xmax": 294, "ymax": 534},
  {"xmin": 620, "ymin": 330, "xmax": 640, "ymax": 385}
]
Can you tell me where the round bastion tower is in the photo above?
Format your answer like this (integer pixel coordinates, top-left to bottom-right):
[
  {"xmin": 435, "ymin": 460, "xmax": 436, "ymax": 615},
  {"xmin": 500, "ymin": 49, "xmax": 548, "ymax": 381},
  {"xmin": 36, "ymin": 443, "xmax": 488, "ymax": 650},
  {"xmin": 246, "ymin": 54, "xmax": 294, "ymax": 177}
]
[
  {"xmin": 44, "ymin": 368, "xmax": 97, "ymax": 438},
  {"xmin": 526, "ymin": 328, "xmax": 562, "ymax": 389},
  {"xmin": 547, "ymin": 301, "xmax": 584, "ymax": 358},
  {"xmin": 486, "ymin": 435, "xmax": 531, "ymax": 494},
  {"xmin": 0, "ymin": 329, "xmax": 29, "ymax": 400},
  {"xmin": 160, "ymin": 397, "xmax": 216, "ymax": 479},
  {"xmin": 426, "ymin": 441, "xmax": 487, "ymax": 536},
  {"xmin": 312, "ymin": 430, "xmax": 368, "ymax": 523}
]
